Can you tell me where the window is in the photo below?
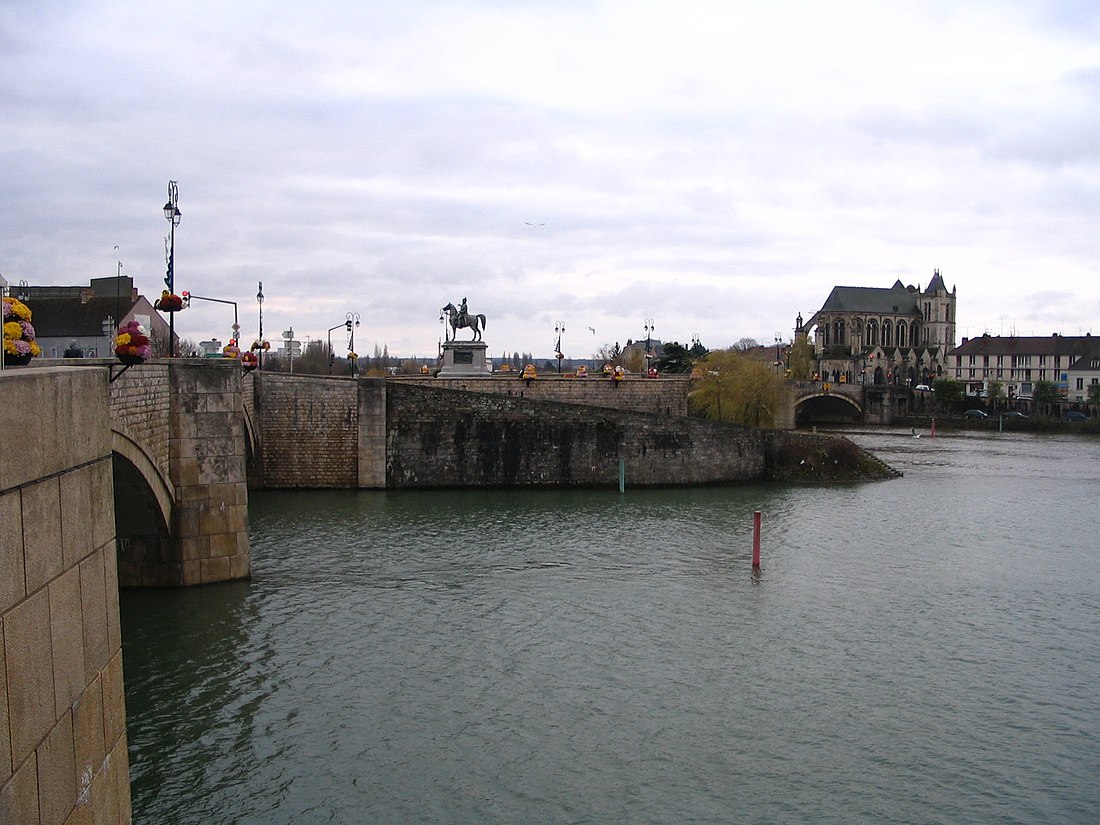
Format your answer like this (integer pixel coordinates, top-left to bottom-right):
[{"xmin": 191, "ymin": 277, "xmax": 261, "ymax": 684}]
[
  {"xmin": 1077, "ymin": 378, "xmax": 1084, "ymax": 390},
  {"xmin": 882, "ymin": 319, "xmax": 893, "ymax": 347},
  {"xmin": 968, "ymin": 355, "xmax": 975, "ymax": 366}
]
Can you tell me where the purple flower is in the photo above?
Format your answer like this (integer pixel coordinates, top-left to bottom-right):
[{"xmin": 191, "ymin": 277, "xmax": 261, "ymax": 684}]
[{"xmin": 20, "ymin": 321, "xmax": 35, "ymax": 340}]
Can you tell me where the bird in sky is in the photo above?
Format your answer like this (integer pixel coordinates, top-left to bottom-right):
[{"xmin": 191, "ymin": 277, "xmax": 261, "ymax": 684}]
[
  {"xmin": 588, "ymin": 326, "xmax": 596, "ymax": 335},
  {"xmin": 524, "ymin": 221, "xmax": 546, "ymax": 227}
]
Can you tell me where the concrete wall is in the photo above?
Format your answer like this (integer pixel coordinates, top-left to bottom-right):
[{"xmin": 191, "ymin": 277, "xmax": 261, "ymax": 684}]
[
  {"xmin": 386, "ymin": 382, "xmax": 765, "ymax": 487},
  {"xmin": 395, "ymin": 374, "xmax": 691, "ymax": 417},
  {"xmin": 0, "ymin": 368, "xmax": 131, "ymax": 824}
]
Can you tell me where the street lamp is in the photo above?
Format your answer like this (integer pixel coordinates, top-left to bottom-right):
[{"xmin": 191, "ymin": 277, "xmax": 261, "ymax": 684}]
[
  {"xmin": 183, "ymin": 293, "xmax": 239, "ymax": 352},
  {"xmin": 554, "ymin": 321, "xmax": 565, "ymax": 373},
  {"xmin": 256, "ymin": 282, "xmax": 264, "ymax": 370},
  {"xmin": 346, "ymin": 312, "xmax": 360, "ymax": 376},
  {"xmin": 162, "ymin": 180, "xmax": 181, "ymax": 356},
  {"xmin": 644, "ymin": 318, "xmax": 655, "ymax": 371},
  {"xmin": 774, "ymin": 332, "xmax": 782, "ymax": 375},
  {"xmin": 327, "ymin": 322, "xmax": 345, "ymax": 374}
]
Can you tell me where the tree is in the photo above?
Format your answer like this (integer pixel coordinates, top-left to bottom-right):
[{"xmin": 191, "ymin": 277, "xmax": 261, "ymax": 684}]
[
  {"xmin": 688, "ymin": 348, "xmax": 784, "ymax": 428},
  {"xmin": 932, "ymin": 377, "xmax": 965, "ymax": 406},
  {"xmin": 653, "ymin": 341, "xmax": 695, "ymax": 374},
  {"xmin": 787, "ymin": 337, "xmax": 815, "ymax": 380},
  {"xmin": 732, "ymin": 337, "xmax": 759, "ymax": 352},
  {"xmin": 1088, "ymin": 382, "xmax": 1100, "ymax": 405},
  {"xmin": 1032, "ymin": 380, "xmax": 1059, "ymax": 405},
  {"xmin": 595, "ymin": 342, "xmax": 623, "ymax": 366},
  {"xmin": 987, "ymin": 380, "xmax": 1005, "ymax": 406}
]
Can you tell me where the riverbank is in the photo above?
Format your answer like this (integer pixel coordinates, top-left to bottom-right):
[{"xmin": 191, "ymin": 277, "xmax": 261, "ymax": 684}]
[{"xmin": 765, "ymin": 431, "xmax": 902, "ymax": 482}]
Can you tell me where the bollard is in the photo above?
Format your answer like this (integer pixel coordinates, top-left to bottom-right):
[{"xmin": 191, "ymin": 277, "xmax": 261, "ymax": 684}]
[
  {"xmin": 752, "ymin": 510, "xmax": 761, "ymax": 569},
  {"xmin": 931, "ymin": 417, "xmax": 936, "ymax": 438}
]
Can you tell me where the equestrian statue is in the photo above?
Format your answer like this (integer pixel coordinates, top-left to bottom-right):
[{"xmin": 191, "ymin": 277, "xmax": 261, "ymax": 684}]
[{"xmin": 441, "ymin": 297, "xmax": 486, "ymax": 342}]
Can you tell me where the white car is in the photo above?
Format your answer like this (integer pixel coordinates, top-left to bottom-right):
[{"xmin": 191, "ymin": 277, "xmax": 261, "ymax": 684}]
[{"xmin": 915, "ymin": 384, "xmax": 932, "ymax": 392}]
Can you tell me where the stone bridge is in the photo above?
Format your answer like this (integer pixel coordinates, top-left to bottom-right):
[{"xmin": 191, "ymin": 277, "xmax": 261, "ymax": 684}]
[
  {"xmin": 1, "ymin": 360, "xmax": 253, "ymax": 824},
  {"xmin": 788, "ymin": 380, "xmax": 911, "ymax": 426}
]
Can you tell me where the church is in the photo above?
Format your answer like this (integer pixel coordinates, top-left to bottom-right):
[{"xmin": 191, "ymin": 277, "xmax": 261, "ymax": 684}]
[{"xmin": 800, "ymin": 269, "xmax": 956, "ymax": 387}]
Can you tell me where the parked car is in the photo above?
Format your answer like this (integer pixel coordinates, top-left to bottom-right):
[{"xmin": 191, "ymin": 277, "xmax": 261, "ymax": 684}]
[
  {"xmin": 964, "ymin": 409, "xmax": 989, "ymax": 419},
  {"xmin": 915, "ymin": 384, "xmax": 931, "ymax": 392},
  {"xmin": 1002, "ymin": 411, "xmax": 1028, "ymax": 419},
  {"xmin": 1064, "ymin": 410, "xmax": 1088, "ymax": 422}
]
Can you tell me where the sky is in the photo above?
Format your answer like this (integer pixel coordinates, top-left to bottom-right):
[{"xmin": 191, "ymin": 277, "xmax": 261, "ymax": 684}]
[{"xmin": 3, "ymin": 0, "xmax": 1100, "ymax": 359}]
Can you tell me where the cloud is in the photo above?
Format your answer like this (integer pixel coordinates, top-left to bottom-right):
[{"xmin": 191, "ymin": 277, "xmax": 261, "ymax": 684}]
[{"xmin": 2, "ymin": 0, "xmax": 1100, "ymax": 354}]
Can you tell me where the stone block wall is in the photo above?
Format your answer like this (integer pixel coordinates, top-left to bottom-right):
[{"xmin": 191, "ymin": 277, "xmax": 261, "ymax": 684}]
[
  {"xmin": 108, "ymin": 362, "xmax": 170, "ymax": 484},
  {"xmin": 168, "ymin": 363, "xmax": 251, "ymax": 586},
  {"xmin": 394, "ymin": 374, "xmax": 691, "ymax": 417},
  {"xmin": 254, "ymin": 373, "xmax": 360, "ymax": 488},
  {"xmin": 0, "ymin": 368, "xmax": 131, "ymax": 824},
  {"xmin": 386, "ymin": 382, "xmax": 765, "ymax": 488}
]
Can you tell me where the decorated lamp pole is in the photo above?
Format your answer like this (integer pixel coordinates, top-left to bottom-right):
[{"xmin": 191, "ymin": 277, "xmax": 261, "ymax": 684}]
[
  {"xmin": 555, "ymin": 321, "xmax": 565, "ymax": 373},
  {"xmin": 256, "ymin": 282, "xmax": 264, "ymax": 370},
  {"xmin": 644, "ymin": 317, "xmax": 655, "ymax": 371},
  {"xmin": 162, "ymin": 181, "xmax": 181, "ymax": 356},
  {"xmin": 346, "ymin": 312, "xmax": 360, "ymax": 376}
]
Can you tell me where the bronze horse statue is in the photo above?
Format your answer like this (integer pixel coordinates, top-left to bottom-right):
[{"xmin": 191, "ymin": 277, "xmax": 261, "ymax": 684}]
[{"xmin": 441, "ymin": 302, "xmax": 486, "ymax": 342}]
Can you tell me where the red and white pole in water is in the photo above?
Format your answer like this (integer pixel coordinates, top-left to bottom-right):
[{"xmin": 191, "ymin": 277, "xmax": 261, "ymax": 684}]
[
  {"xmin": 931, "ymin": 418, "xmax": 936, "ymax": 438},
  {"xmin": 752, "ymin": 511, "xmax": 762, "ymax": 569}
]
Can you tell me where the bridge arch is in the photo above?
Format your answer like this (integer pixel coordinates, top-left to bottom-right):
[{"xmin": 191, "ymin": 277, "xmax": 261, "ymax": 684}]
[
  {"xmin": 794, "ymin": 390, "xmax": 863, "ymax": 425},
  {"xmin": 111, "ymin": 428, "xmax": 173, "ymax": 535}
]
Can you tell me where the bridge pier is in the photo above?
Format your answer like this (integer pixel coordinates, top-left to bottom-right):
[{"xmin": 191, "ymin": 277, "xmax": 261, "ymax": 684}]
[{"xmin": 112, "ymin": 361, "xmax": 250, "ymax": 587}]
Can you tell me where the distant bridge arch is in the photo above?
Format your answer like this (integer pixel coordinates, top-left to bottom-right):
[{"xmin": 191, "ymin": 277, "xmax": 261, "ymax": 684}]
[{"xmin": 793, "ymin": 385, "xmax": 864, "ymax": 425}]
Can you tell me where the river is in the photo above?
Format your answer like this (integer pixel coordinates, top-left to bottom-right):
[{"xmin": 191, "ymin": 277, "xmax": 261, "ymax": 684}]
[{"xmin": 120, "ymin": 429, "xmax": 1100, "ymax": 824}]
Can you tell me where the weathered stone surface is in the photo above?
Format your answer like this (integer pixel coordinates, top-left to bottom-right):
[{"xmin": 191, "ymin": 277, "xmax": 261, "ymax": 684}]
[
  {"xmin": 37, "ymin": 708, "xmax": 76, "ymax": 825},
  {"xmin": 5, "ymin": 587, "xmax": 56, "ymax": 767},
  {"xmin": 49, "ymin": 568, "xmax": 86, "ymax": 717}
]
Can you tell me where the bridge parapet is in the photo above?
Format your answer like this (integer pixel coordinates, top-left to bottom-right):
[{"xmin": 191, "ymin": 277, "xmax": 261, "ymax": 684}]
[{"xmin": 0, "ymin": 367, "xmax": 130, "ymax": 824}]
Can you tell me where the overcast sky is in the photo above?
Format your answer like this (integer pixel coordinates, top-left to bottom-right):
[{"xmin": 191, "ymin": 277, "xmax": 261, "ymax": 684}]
[{"xmin": 3, "ymin": 0, "xmax": 1099, "ymax": 358}]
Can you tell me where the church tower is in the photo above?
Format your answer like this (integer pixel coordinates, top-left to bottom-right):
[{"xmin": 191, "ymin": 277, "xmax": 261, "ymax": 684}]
[{"xmin": 921, "ymin": 269, "xmax": 956, "ymax": 352}]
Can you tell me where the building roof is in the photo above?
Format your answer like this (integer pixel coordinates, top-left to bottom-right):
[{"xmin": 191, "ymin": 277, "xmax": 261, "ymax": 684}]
[
  {"xmin": 950, "ymin": 333, "xmax": 1095, "ymax": 358},
  {"xmin": 812, "ymin": 283, "xmax": 922, "ymax": 317},
  {"xmin": 28, "ymin": 295, "xmax": 141, "ymax": 338}
]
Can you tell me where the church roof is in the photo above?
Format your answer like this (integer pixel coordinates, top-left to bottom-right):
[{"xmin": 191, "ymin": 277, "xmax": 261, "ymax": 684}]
[{"xmin": 813, "ymin": 284, "xmax": 922, "ymax": 317}]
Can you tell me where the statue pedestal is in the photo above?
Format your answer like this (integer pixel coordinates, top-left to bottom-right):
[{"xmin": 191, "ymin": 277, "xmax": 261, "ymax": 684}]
[{"xmin": 439, "ymin": 340, "xmax": 489, "ymax": 376}]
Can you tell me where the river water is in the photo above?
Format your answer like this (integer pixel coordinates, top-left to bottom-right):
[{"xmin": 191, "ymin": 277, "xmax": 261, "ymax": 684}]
[{"xmin": 121, "ymin": 430, "xmax": 1100, "ymax": 824}]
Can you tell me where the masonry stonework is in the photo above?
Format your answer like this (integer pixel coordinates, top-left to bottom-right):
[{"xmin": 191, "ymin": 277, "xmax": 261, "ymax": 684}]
[
  {"xmin": 386, "ymin": 382, "xmax": 765, "ymax": 487},
  {"xmin": 253, "ymin": 373, "xmax": 361, "ymax": 488},
  {"xmin": 395, "ymin": 374, "xmax": 691, "ymax": 417},
  {"xmin": 0, "ymin": 368, "xmax": 131, "ymax": 824}
]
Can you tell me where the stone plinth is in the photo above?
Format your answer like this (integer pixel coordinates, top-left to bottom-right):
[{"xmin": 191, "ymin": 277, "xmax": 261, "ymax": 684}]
[{"xmin": 439, "ymin": 340, "xmax": 488, "ymax": 376}]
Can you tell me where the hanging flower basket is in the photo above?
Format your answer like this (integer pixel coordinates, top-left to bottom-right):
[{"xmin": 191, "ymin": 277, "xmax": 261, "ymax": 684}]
[
  {"xmin": 250, "ymin": 340, "xmax": 270, "ymax": 352},
  {"xmin": 114, "ymin": 320, "xmax": 151, "ymax": 365},
  {"xmin": 223, "ymin": 343, "xmax": 241, "ymax": 359},
  {"xmin": 3, "ymin": 297, "xmax": 42, "ymax": 366},
  {"xmin": 154, "ymin": 291, "xmax": 185, "ymax": 312},
  {"xmin": 241, "ymin": 351, "xmax": 258, "ymax": 371}
]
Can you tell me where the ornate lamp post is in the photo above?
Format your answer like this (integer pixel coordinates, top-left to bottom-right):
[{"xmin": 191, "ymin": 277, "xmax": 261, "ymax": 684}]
[
  {"xmin": 775, "ymin": 332, "xmax": 782, "ymax": 375},
  {"xmin": 554, "ymin": 321, "xmax": 565, "ymax": 373},
  {"xmin": 346, "ymin": 312, "xmax": 360, "ymax": 376},
  {"xmin": 256, "ymin": 282, "xmax": 264, "ymax": 370},
  {"xmin": 644, "ymin": 318, "xmax": 655, "ymax": 371},
  {"xmin": 162, "ymin": 181, "xmax": 181, "ymax": 356}
]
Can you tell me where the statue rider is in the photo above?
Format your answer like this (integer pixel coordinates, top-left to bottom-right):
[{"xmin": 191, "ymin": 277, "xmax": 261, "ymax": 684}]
[{"xmin": 458, "ymin": 297, "xmax": 469, "ymax": 328}]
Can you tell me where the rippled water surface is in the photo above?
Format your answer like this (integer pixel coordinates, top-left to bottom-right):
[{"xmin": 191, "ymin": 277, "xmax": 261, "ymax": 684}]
[{"xmin": 122, "ymin": 430, "xmax": 1100, "ymax": 824}]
